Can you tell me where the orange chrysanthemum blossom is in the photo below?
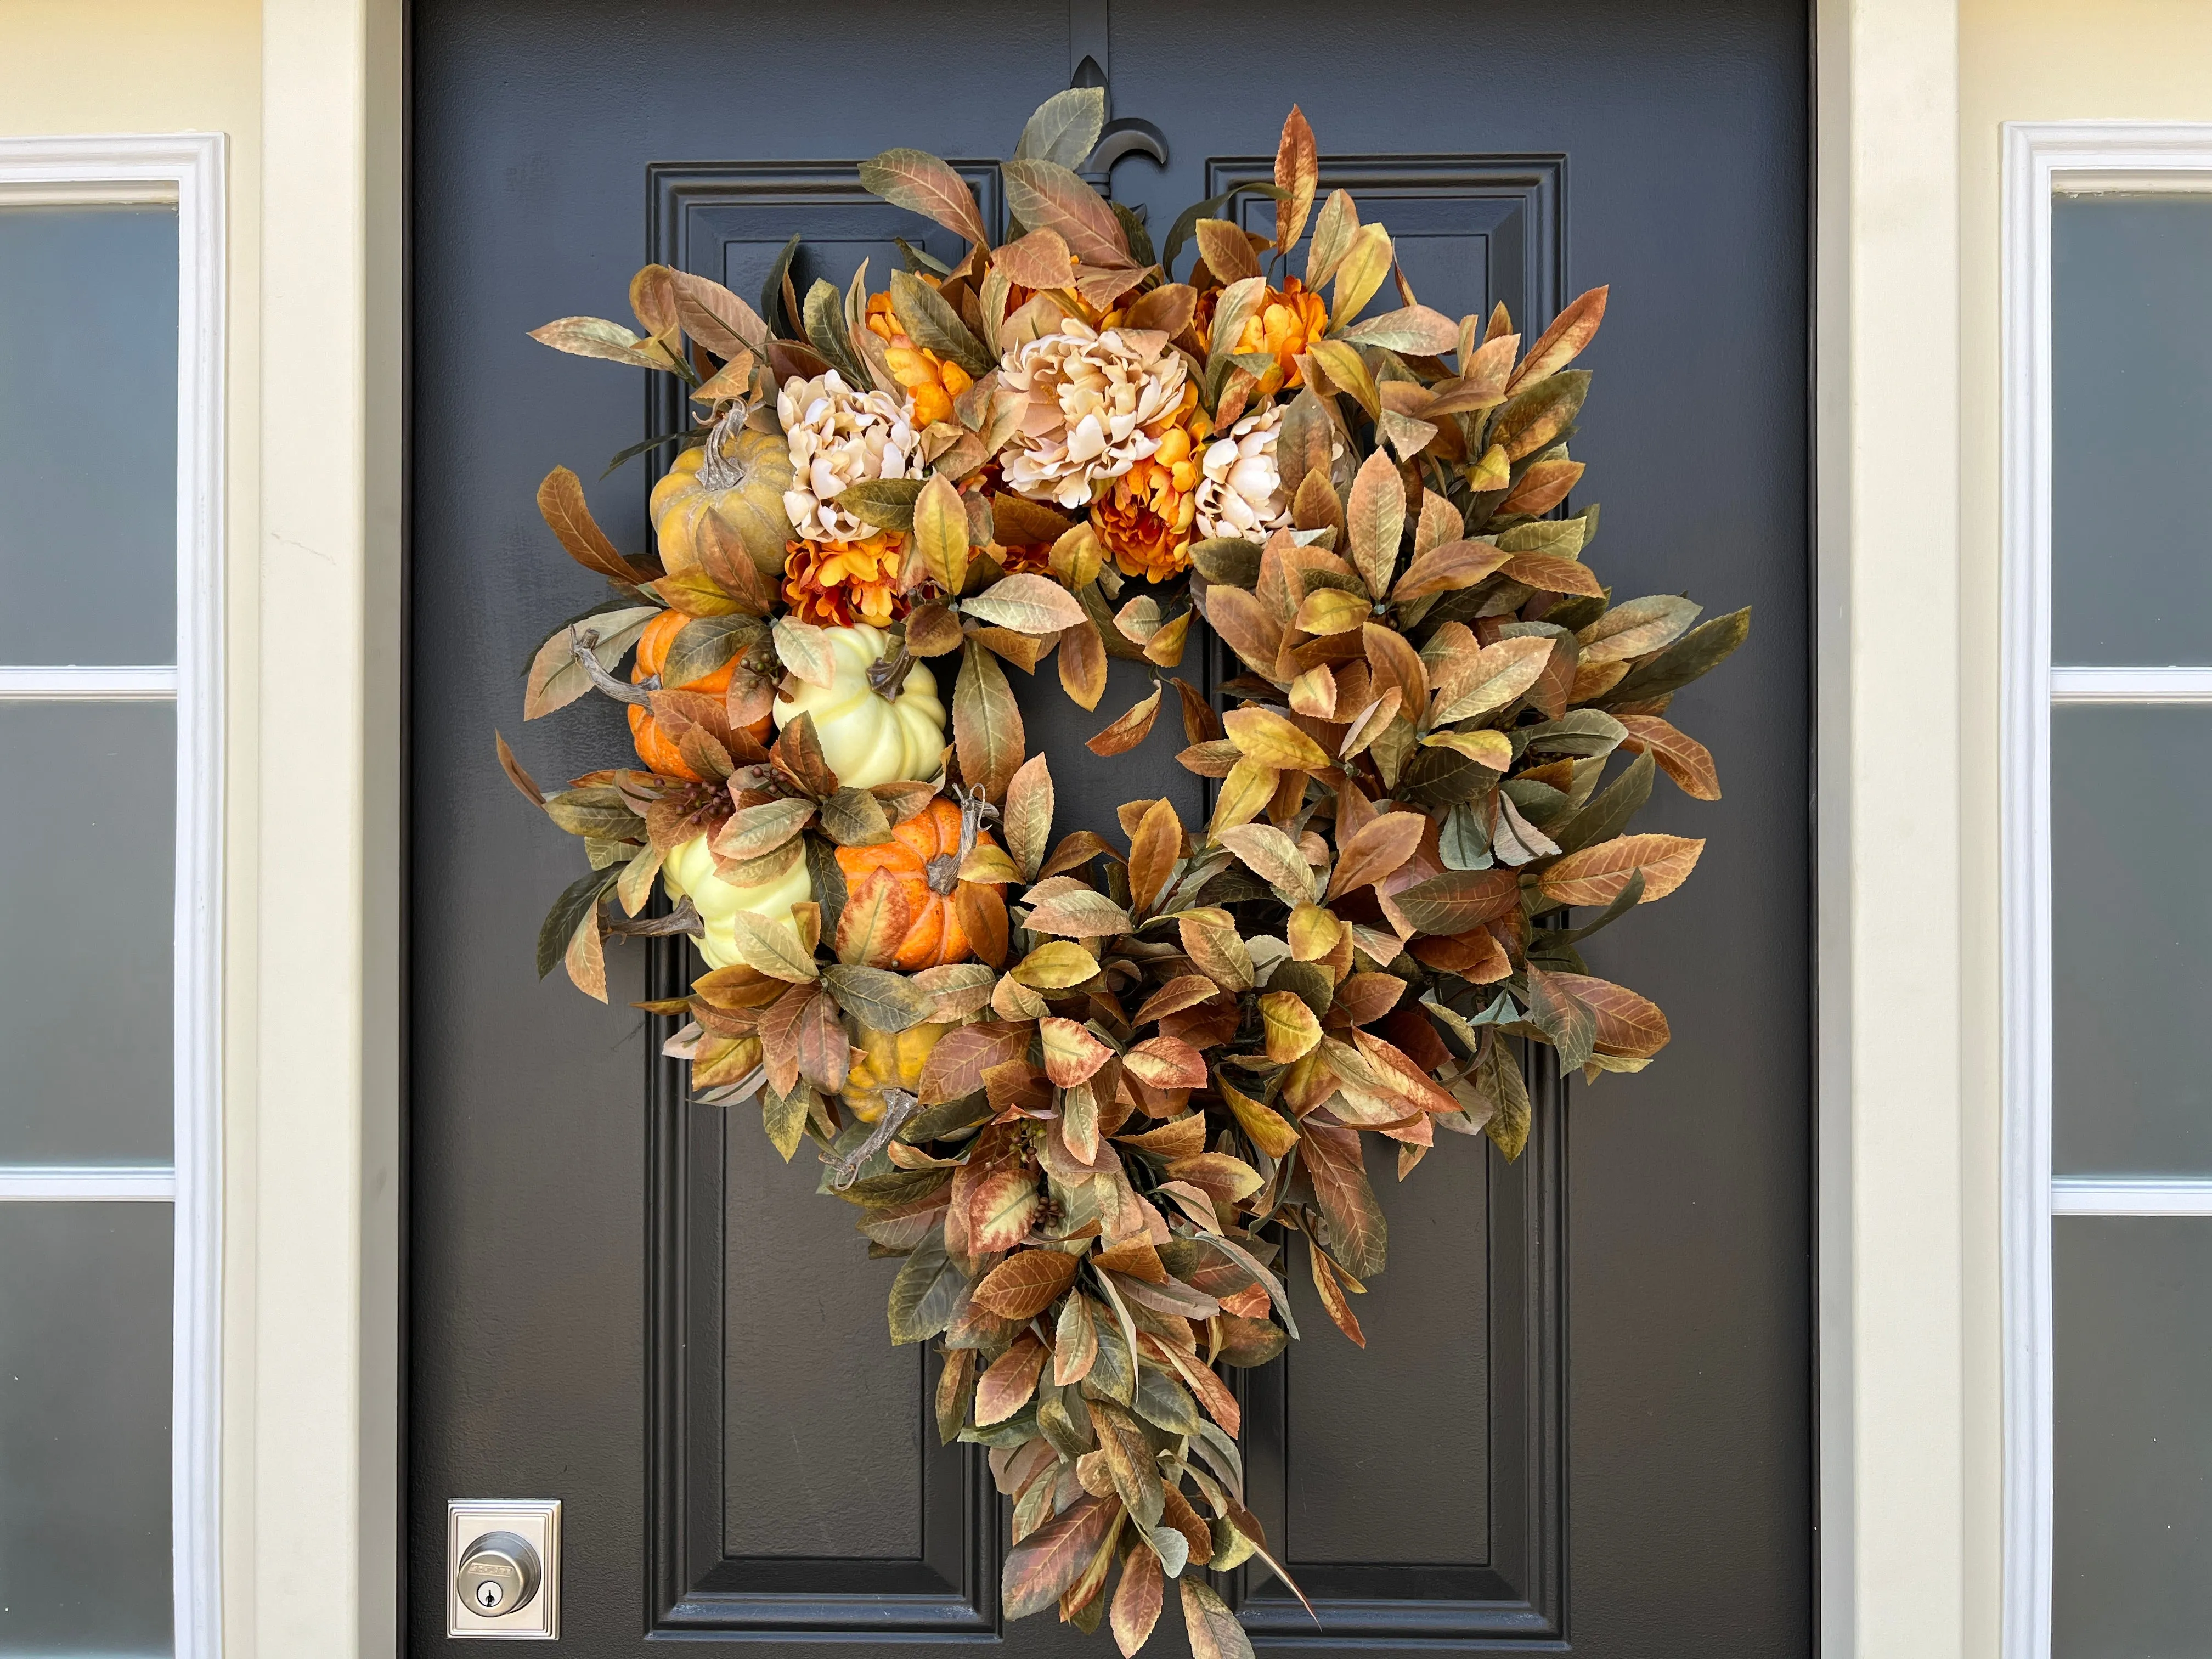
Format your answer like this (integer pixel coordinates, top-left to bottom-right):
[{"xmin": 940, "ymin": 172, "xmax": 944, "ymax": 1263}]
[
  {"xmin": 783, "ymin": 532, "xmax": 909, "ymax": 628},
  {"xmin": 1090, "ymin": 385, "xmax": 1210, "ymax": 583},
  {"xmin": 864, "ymin": 291, "xmax": 975, "ymax": 428},
  {"xmin": 1228, "ymin": 276, "xmax": 1330, "ymax": 395}
]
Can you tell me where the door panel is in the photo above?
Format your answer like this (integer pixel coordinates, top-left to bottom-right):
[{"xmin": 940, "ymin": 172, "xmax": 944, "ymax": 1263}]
[{"xmin": 409, "ymin": 3, "xmax": 1809, "ymax": 1652}]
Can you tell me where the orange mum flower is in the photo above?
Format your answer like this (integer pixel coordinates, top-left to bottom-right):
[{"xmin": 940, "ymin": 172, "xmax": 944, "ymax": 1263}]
[
  {"xmin": 864, "ymin": 291, "xmax": 975, "ymax": 428},
  {"xmin": 1211, "ymin": 276, "xmax": 1329, "ymax": 395},
  {"xmin": 1090, "ymin": 388, "xmax": 1210, "ymax": 583},
  {"xmin": 783, "ymin": 533, "xmax": 909, "ymax": 627}
]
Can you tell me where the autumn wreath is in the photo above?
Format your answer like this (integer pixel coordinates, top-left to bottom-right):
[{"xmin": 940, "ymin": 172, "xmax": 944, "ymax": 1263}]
[{"xmin": 500, "ymin": 93, "xmax": 1747, "ymax": 1656}]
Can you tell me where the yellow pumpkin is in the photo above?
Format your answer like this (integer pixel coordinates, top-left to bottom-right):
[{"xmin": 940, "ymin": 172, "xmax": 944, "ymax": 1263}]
[
  {"xmin": 843, "ymin": 1022, "xmax": 951, "ymax": 1122},
  {"xmin": 772, "ymin": 623, "xmax": 945, "ymax": 788},
  {"xmin": 649, "ymin": 425, "xmax": 794, "ymax": 582},
  {"xmin": 661, "ymin": 833, "xmax": 812, "ymax": 970}
]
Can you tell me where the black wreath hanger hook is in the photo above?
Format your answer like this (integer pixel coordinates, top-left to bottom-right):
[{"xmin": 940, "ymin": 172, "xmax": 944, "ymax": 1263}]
[{"xmin": 1070, "ymin": 52, "xmax": 1167, "ymax": 205}]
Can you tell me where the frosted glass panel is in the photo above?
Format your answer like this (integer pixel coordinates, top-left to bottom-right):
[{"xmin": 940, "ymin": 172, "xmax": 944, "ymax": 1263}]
[
  {"xmin": 2051, "ymin": 706, "xmax": 2212, "ymax": 1176},
  {"xmin": 0, "ymin": 1204, "xmax": 172, "ymax": 1656},
  {"xmin": 2052, "ymin": 194, "xmax": 2212, "ymax": 665},
  {"xmin": 2055, "ymin": 1217, "xmax": 2212, "ymax": 1658},
  {"xmin": 0, "ymin": 205, "xmax": 178, "ymax": 666},
  {"xmin": 0, "ymin": 703, "xmax": 174, "ymax": 1163}
]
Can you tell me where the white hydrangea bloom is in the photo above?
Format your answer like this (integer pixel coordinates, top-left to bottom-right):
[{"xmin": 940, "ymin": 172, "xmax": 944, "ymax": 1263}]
[{"xmin": 777, "ymin": 370, "xmax": 923, "ymax": 542}]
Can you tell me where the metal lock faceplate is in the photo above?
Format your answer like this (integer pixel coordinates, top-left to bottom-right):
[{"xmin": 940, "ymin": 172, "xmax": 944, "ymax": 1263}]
[{"xmin": 447, "ymin": 1499, "xmax": 560, "ymax": 1640}]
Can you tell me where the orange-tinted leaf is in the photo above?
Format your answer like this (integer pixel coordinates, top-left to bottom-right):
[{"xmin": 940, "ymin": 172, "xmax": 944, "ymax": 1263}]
[
  {"xmin": 1088, "ymin": 684, "xmax": 1163, "ymax": 757},
  {"xmin": 918, "ymin": 1021, "xmax": 1032, "ymax": 1104},
  {"xmin": 1122, "ymin": 1036, "xmax": 1207, "ymax": 1092},
  {"xmin": 970, "ymin": 1167, "xmax": 1042, "ymax": 1254},
  {"xmin": 975, "ymin": 1333, "xmax": 1048, "ymax": 1425},
  {"xmin": 1544, "ymin": 972, "xmax": 1672, "ymax": 1058},
  {"xmin": 1306, "ymin": 1234, "xmax": 1366, "ymax": 1347},
  {"xmin": 1003, "ymin": 1492, "xmax": 1115, "ymax": 1621},
  {"xmin": 1507, "ymin": 284, "xmax": 1609, "ymax": 392},
  {"xmin": 1041, "ymin": 1015, "xmax": 1114, "ymax": 1086},
  {"xmin": 1300, "ymin": 1121, "xmax": 1385, "ymax": 1279},
  {"xmin": 955, "ymin": 640, "xmax": 1024, "ymax": 803},
  {"xmin": 1617, "ymin": 714, "xmax": 1722, "ymax": 800},
  {"xmin": 1273, "ymin": 105, "xmax": 1319, "ymax": 253},
  {"xmin": 973, "ymin": 1248, "xmax": 1084, "ymax": 1320},
  {"xmin": 1324, "ymin": 810, "xmax": 1425, "ymax": 900},
  {"xmin": 1111, "ymin": 1533, "xmax": 1165, "ymax": 1657},
  {"xmin": 1126, "ymin": 797, "xmax": 1182, "ymax": 917},
  {"xmin": 1537, "ymin": 832, "xmax": 1705, "ymax": 907}
]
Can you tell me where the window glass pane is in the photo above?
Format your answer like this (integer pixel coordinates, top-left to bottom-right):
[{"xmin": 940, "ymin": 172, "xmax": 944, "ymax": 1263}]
[
  {"xmin": 0, "ymin": 205, "xmax": 178, "ymax": 667},
  {"xmin": 0, "ymin": 703, "xmax": 173, "ymax": 1163},
  {"xmin": 2054, "ymin": 1216, "xmax": 2212, "ymax": 1657},
  {"xmin": 0, "ymin": 1203, "xmax": 171, "ymax": 1656},
  {"xmin": 2052, "ymin": 705, "xmax": 2212, "ymax": 1176},
  {"xmin": 2052, "ymin": 194, "xmax": 2212, "ymax": 665}
]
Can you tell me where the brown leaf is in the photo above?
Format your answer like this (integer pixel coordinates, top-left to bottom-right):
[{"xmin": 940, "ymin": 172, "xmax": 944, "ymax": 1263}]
[
  {"xmin": 1617, "ymin": 714, "xmax": 1722, "ymax": 800},
  {"xmin": 1058, "ymin": 617, "xmax": 1109, "ymax": 712},
  {"xmin": 1545, "ymin": 972, "xmax": 1672, "ymax": 1058},
  {"xmin": 1027, "ymin": 887, "xmax": 1134, "ymax": 938},
  {"xmin": 1122, "ymin": 1036, "xmax": 1208, "ymax": 1092},
  {"xmin": 955, "ymin": 640, "xmax": 1025, "ymax": 804},
  {"xmin": 1217, "ymin": 821, "xmax": 1317, "ymax": 902},
  {"xmin": 994, "ymin": 225, "xmax": 1079, "ymax": 290},
  {"xmin": 975, "ymin": 1333, "xmax": 1048, "ymax": 1425},
  {"xmin": 1325, "ymin": 810, "xmax": 1425, "ymax": 900},
  {"xmin": 1202, "ymin": 585, "xmax": 1284, "ymax": 678},
  {"xmin": 1123, "ymin": 281, "xmax": 1197, "ymax": 338},
  {"xmin": 1111, "ymin": 1534, "xmax": 1165, "ymax": 1657},
  {"xmin": 1537, "ymin": 832, "xmax": 1705, "ymax": 907},
  {"xmin": 537, "ymin": 466, "xmax": 648, "ymax": 585},
  {"xmin": 1126, "ymin": 797, "xmax": 1182, "ymax": 917},
  {"xmin": 1177, "ymin": 1578, "xmax": 1254, "ymax": 1659},
  {"xmin": 1273, "ymin": 104, "xmax": 1319, "ymax": 252},
  {"xmin": 1178, "ymin": 908, "xmax": 1254, "ymax": 991},
  {"xmin": 1002, "ymin": 752, "xmax": 1056, "ymax": 879},
  {"xmin": 1393, "ymin": 868, "xmax": 1521, "ymax": 935},
  {"xmin": 859, "ymin": 147, "xmax": 990, "ymax": 246},
  {"xmin": 1088, "ymin": 684, "xmax": 1163, "ymax": 757},
  {"xmin": 1194, "ymin": 218, "xmax": 1262, "ymax": 285},
  {"xmin": 1344, "ymin": 448, "xmax": 1406, "ymax": 599},
  {"xmin": 1041, "ymin": 1016, "xmax": 1115, "ymax": 1086},
  {"xmin": 1361, "ymin": 623, "xmax": 1429, "ymax": 721},
  {"xmin": 970, "ymin": 1167, "xmax": 1042, "ymax": 1254},
  {"xmin": 1301, "ymin": 1121, "xmax": 1385, "ymax": 1280},
  {"xmin": 834, "ymin": 869, "xmax": 911, "ymax": 968},
  {"xmin": 795, "ymin": 989, "xmax": 849, "ymax": 1093},
  {"xmin": 1001, "ymin": 159, "xmax": 1129, "ymax": 267},
  {"xmin": 1507, "ymin": 284, "xmax": 1609, "ymax": 392},
  {"xmin": 1392, "ymin": 537, "xmax": 1511, "ymax": 602},
  {"xmin": 1003, "ymin": 1492, "xmax": 1116, "ymax": 1621},
  {"xmin": 1499, "ymin": 459, "xmax": 1584, "ymax": 517},
  {"xmin": 1306, "ymin": 1233, "xmax": 1367, "ymax": 1347},
  {"xmin": 1500, "ymin": 551, "xmax": 1604, "ymax": 597},
  {"xmin": 973, "ymin": 1248, "xmax": 1084, "ymax": 1320},
  {"xmin": 494, "ymin": 731, "xmax": 545, "ymax": 806},
  {"xmin": 1430, "ymin": 635, "xmax": 1555, "ymax": 723},
  {"xmin": 917, "ymin": 1021, "xmax": 1031, "ymax": 1104}
]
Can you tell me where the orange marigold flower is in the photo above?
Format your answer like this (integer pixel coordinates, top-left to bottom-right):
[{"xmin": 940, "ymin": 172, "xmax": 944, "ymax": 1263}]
[
  {"xmin": 1219, "ymin": 276, "xmax": 1329, "ymax": 395},
  {"xmin": 1090, "ymin": 388, "xmax": 1210, "ymax": 583},
  {"xmin": 864, "ymin": 291, "xmax": 975, "ymax": 428},
  {"xmin": 783, "ymin": 532, "xmax": 909, "ymax": 628}
]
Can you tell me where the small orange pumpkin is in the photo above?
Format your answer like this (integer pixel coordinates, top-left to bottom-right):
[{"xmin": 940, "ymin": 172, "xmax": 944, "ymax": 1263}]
[
  {"xmin": 627, "ymin": 609, "xmax": 768, "ymax": 778},
  {"xmin": 834, "ymin": 796, "xmax": 995, "ymax": 969}
]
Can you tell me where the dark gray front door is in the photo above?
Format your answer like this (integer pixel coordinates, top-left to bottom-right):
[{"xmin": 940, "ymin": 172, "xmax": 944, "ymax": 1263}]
[{"xmin": 408, "ymin": 3, "xmax": 1812, "ymax": 1651}]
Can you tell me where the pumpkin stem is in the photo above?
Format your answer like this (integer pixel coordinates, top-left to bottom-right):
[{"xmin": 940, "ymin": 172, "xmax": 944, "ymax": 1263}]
[
  {"xmin": 695, "ymin": 404, "xmax": 749, "ymax": 492},
  {"xmin": 825, "ymin": 1090, "xmax": 916, "ymax": 1190},
  {"xmin": 601, "ymin": 895, "xmax": 704, "ymax": 939},
  {"xmin": 866, "ymin": 633, "xmax": 914, "ymax": 703},
  {"xmin": 570, "ymin": 625, "xmax": 658, "ymax": 706}
]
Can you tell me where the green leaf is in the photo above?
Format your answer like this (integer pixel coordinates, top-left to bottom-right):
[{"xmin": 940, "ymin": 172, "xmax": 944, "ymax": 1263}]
[
  {"xmin": 888, "ymin": 267, "xmax": 994, "ymax": 378},
  {"xmin": 1160, "ymin": 182, "xmax": 1288, "ymax": 277},
  {"xmin": 535, "ymin": 866, "xmax": 619, "ymax": 979},
  {"xmin": 760, "ymin": 235, "xmax": 801, "ymax": 338},
  {"xmin": 803, "ymin": 276, "xmax": 867, "ymax": 387},
  {"xmin": 833, "ymin": 477, "xmax": 926, "ymax": 533},
  {"xmin": 856, "ymin": 149, "xmax": 989, "ymax": 246},
  {"xmin": 1523, "ymin": 964, "xmax": 1597, "ymax": 1070},
  {"xmin": 1188, "ymin": 537, "xmax": 1261, "ymax": 589},
  {"xmin": 761, "ymin": 1083, "xmax": 811, "ymax": 1161},
  {"xmin": 1013, "ymin": 86, "xmax": 1107, "ymax": 170},
  {"xmin": 823, "ymin": 964, "xmax": 936, "ymax": 1032},
  {"xmin": 1604, "ymin": 606, "xmax": 1753, "ymax": 704},
  {"xmin": 1554, "ymin": 749, "xmax": 1654, "ymax": 854},
  {"xmin": 541, "ymin": 786, "xmax": 642, "ymax": 840},
  {"xmin": 819, "ymin": 786, "xmax": 894, "ymax": 847},
  {"xmin": 661, "ymin": 614, "xmax": 752, "ymax": 689},
  {"xmin": 887, "ymin": 1234, "xmax": 968, "ymax": 1345}
]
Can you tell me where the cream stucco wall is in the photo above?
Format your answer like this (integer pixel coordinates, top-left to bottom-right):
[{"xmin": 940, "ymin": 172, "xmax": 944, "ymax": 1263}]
[
  {"xmin": 1959, "ymin": 6, "xmax": 2212, "ymax": 1656},
  {"xmin": 0, "ymin": 3, "xmax": 269, "ymax": 1654}
]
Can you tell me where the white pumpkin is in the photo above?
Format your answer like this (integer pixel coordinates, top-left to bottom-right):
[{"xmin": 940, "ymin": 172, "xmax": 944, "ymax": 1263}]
[
  {"xmin": 662, "ymin": 834, "xmax": 812, "ymax": 970},
  {"xmin": 772, "ymin": 622, "xmax": 946, "ymax": 788}
]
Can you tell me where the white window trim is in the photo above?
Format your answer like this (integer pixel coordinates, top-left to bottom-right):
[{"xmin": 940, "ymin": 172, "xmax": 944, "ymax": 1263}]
[
  {"xmin": 2001, "ymin": 120, "xmax": 2212, "ymax": 1659},
  {"xmin": 0, "ymin": 132, "xmax": 225, "ymax": 1659}
]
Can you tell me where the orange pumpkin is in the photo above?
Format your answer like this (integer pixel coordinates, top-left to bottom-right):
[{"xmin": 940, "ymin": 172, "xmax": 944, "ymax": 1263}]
[
  {"xmin": 627, "ymin": 609, "xmax": 768, "ymax": 778},
  {"xmin": 834, "ymin": 796, "xmax": 995, "ymax": 969}
]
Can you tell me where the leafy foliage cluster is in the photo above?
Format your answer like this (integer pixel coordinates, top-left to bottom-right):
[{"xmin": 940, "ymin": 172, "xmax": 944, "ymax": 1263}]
[{"xmin": 502, "ymin": 91, "xmax": 1747, "ymax": 1657}]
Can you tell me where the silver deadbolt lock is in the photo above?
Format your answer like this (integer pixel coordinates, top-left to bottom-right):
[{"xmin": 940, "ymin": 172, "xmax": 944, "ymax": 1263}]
[
  {"xmin": 458, "ymin": 1530, "xmax": 540, "ymax": 1615},
  {"xmin": 447, "ymin": 1499, "xmax": 560, "ymax": 1639}
]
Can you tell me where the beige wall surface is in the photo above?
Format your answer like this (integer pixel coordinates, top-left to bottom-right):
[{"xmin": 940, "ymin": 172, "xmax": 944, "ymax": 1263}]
[
  {"xmin": 0, "ymin": 0, "xmax": 268, "ymax": 1652},
  {"xmin": 1960, "ymin": 4, "xmax": 2212, "ymax": 1656}
]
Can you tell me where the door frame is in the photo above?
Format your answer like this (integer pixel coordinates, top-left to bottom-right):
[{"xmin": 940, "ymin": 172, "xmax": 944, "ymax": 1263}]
[{"xmin": 240, "ymin": 0, "xmax": 1966, "ymax": 1651}]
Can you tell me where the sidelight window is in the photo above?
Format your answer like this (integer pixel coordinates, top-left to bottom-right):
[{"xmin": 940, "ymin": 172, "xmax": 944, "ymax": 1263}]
[
  {"xmin": 0, "ymin": 137, "xmax": 223, "ymax": 1659},
  {"xmin": 2004, "ymin": 126, "xmax": 2212, "ymax": 1659}
]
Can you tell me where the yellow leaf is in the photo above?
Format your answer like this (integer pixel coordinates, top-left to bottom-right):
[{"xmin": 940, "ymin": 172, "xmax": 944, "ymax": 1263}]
[
  {"xmin": 1420, "ymin": 727, "xmax": 1513, "ymax": 770},
  {"xmin": 1219, "ymin": 1080, "xmax": 1300, "ymax": 1159},
  {"xmin": 1286, "ymin": 901, "xmax": 1343, "ymax": 962},
  {"xmin": 1222, "ymin": 705, "xmax": 1330, "ymax": 770},
  {"xmin": 1292, "ymin": 587, "xmax": 1370, "ymax": 636},
  {"xmin": 1011, "ymin": 941, "xmax": 1101, "ymax": 990},
  {"xmin": 1259, "ymin": 990, "xmax": 1322, "ymax": 1063},
  {"xmin": 1209, "ymin": 758, "xmax": 1277, "ymax": 834}
]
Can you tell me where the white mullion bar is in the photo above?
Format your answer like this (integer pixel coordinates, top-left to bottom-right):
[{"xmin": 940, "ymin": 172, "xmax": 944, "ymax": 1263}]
[
  {"xmin": 0, "ymin": 666, "xmax": 179, "ymax": 699},
  {"xmin": 2051, "ymin": 1176, "xmax": 2212, "ymax": 1216},
  {"xmin": 2050, "ymin": 665, "xmax": 2212, "ymax": 703},
  {"xmin": 0, "ymin": 1165, "xmax": 177, "ymax": 1200}
]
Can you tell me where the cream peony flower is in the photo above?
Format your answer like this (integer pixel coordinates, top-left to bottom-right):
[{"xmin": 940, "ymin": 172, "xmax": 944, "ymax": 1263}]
[
  {"xmin": 1194, "ymin": 404, "xmax": 1296, "ymax": 540},
  {"xmin": 998, "ymin": 320, "xmax": 1188, "ymax": 510},
  {"xmin": 777, "ymin": 370, "xmax": 924, "ymax": 543}
]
